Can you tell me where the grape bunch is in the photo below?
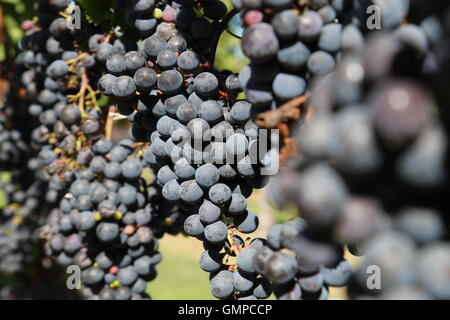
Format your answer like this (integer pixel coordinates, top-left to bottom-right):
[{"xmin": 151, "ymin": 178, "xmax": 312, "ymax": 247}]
[
  {"xmin": 266, "ymin": 1, "xmax": 450, "ymax": 299},
  {"xmin": 157, "ymin": 0, "xmax": 229, "ymax": 56},
  {"xmin": 236, "ymin": 0, "xmax": 374, "ymax": 114},
  {"xmin": 254, "ymin": 217, "xmax": 352, "ymax": 300},
  {"xmin": 41, "ymin": 139, "xmax": 166, "ymax": 300},
  {"xmin": 198, "ymin": 236, "xmax": 274, "ymax": 300},
  {"xmin": 11, "ymin": 0, "xmax": 168, "ymax": 299},
  {"xmin": 95, "ymin": 0, "xmax": 283, "ymax": 300},
  {"xmin": 0, "ymin": 176, "xmax": 42, "ymax": 275},
  {"xmin": 15, "ymin": 3, "xmax": 105, "ymax": 206},
  {"xmin": 0, "ymin": 95, "xmax": 29, "ymax": 169},
  {"xmin": 0, "ymin": 118, "xmax": 27, "ymax": 169}
]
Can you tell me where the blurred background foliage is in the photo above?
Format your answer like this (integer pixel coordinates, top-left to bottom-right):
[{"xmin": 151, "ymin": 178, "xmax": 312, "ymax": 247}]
[{"xmin": 0, "ymin": 0, "xmax": 34, "ymax": 62}]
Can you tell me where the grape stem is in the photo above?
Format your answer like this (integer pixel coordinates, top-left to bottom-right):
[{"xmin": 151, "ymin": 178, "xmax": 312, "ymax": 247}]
[
  {"xmin": 67, "ymin": 52, "xmax": 88, "ymax": 65},
  {"xmin": 255, "ymin": 94, "xmax": 309, "ymax": 129},
  {"xmin": 208, "ymin": 8, "xmax": 240, "ymax": 68},
  {"xmin": 104, "ymin": 33, "xmax": 112, "ymax": 44},
  {"xmin": 78, "ymin": 68, "xmax": 88, "ymax": 118},
  {"xmin": 255, "ymin": 94, "xmax": 309, "ymax": 166},
  {"xmin": 58, "ymin": 11, "xmax": 70, "ymax": 19},
  {"xmin": 85, "ymin": 84, "xmax": 100, "ymax": 110},
  {"xmin": 104, "ymin": 105, "xmax": 115, "ymax": 141}
]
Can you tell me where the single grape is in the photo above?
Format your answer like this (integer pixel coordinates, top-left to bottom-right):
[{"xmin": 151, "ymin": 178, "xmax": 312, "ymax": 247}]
[
  {"xmin": 242, "ymin": 23, "xmax": 279, "ymax": 63},
  {"xmin": 204, "ymin": 221, "xmax": 228, "ymax": 243}
]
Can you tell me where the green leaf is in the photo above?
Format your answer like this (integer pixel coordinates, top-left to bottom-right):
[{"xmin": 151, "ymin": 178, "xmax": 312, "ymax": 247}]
[
  {"xmin": 97, "ymin": 94, "xmax": 109, "ymax": 107},
  {"xmin": 2, "ymin": 0, "xmax": 34, "ymax": 16},
  {"xmin": 0, "ymin": 172, "xmax": 11, "ymax": 208},
  {"xmin": 4, "ymin": 14, "xmax": 23, "ymax": 44},
  {"xmin": 0, "ymin": 44, "xmax": 5, "ymax": 62},
  {"xmin": 214, "ymin": 31, "xmax": 248, "ymax": 73}
]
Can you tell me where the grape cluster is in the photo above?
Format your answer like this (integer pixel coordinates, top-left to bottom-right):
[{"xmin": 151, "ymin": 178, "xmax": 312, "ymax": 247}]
[
  {"xmin": 199, "ymin": 236, "xmax": 274, "ymax": 300},
  {"xmin": 41, "ymin": 139, "xmax": 167, "ymax": 300},
  {"xmin": 9, "ymin": 0, "xmax": 168, "ymax": 299},
  {"xmin": 236, "ymin": 0, "xmax": 372, "ymax": 113},
  {"xmin": 266, "ymin": 1, "xmax": 450, "ymax": 299},
  {"xmin": 15, "ymin": 6, "xmax": 106, "ymax": 207},
  {"xmin": 158, "ymin": 0, "xmax": 229, "ymax": 55},
  {"xmin": 95, "ymin": 0, "xmax": 282, "ymax": 300},
  {"xmin": 0, "ymin": 94, "xmax": 29, "ymax": 169},
  {"xmin": 0, "ymin": 117, "xmax": 27, "ymax": 169},
  {"xmin": 119, "ymin": 0, "xmax": 229, "ymax": 57},
  {"xmin": 254, "ymin": 217, "xmax": 352, "ymax": 300},
  {"xmin": 0, "ymin": 176, "xmax": 41, "ymax": 275},
  {"xmin": 0, "ymin": 4, "xmax": 52, "ymax": 286}
]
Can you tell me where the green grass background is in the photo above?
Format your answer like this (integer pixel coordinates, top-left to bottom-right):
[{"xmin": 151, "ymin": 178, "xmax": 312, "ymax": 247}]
[{"xmin": 147, "ymin": 234, "xmax": 212, "ymax": 300}]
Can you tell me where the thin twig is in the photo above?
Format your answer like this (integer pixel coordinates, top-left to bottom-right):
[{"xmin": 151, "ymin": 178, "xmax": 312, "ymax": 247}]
[
  {"xmin": 78, "ymin": 68, "xmax": 88, "ymax": 117},
  {"xmin": 85, "ymin": 83, "xmax": 100, "ymax": 109},
  {"xmin": 255, "ymin": 95, "xmax": 310, "ymax": 166},
  {"xmin": 104, "ymin": 33, "xmax": 112, "ymax": 44},
  {"xmin": 208, "ymin": 8, "xmax": 240, "ymax": 68},
  {"xmin": 104, "ymin": 105, "xmax": 115, "ymax": 141},
  {"xmin": 67, "ymin": 52, "xmax": 88, "ymax": 65},
  {"xmin": 255, "ymin": 94, "xmax": 309, "ymax": 129}
]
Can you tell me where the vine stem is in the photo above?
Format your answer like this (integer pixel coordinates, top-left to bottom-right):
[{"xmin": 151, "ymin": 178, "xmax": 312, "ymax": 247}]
[
  {"xmin": 104, "ymin": 105, "xmax": 115, "ymax": 141},
  {"xmin": 67, "ymin": 52, "xmax": 88, "ymax": 65},
  {"xmin": 208, "ymin": 8, "xmax": 240, "ymax": 68},
  {"xmin": 104, "ymin": 33, "xmax": 112, "ymax": 44},
  {"xmin": 255, "ymin": 94, "xmax": 310, "ymax": 166},
  {"xmin": 255, "ymin": 94, "xmax": 309, "ymax": 129},
  {"xmin": 78, "ymin": 68, "xmax": 88, "ymax": 117}
]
